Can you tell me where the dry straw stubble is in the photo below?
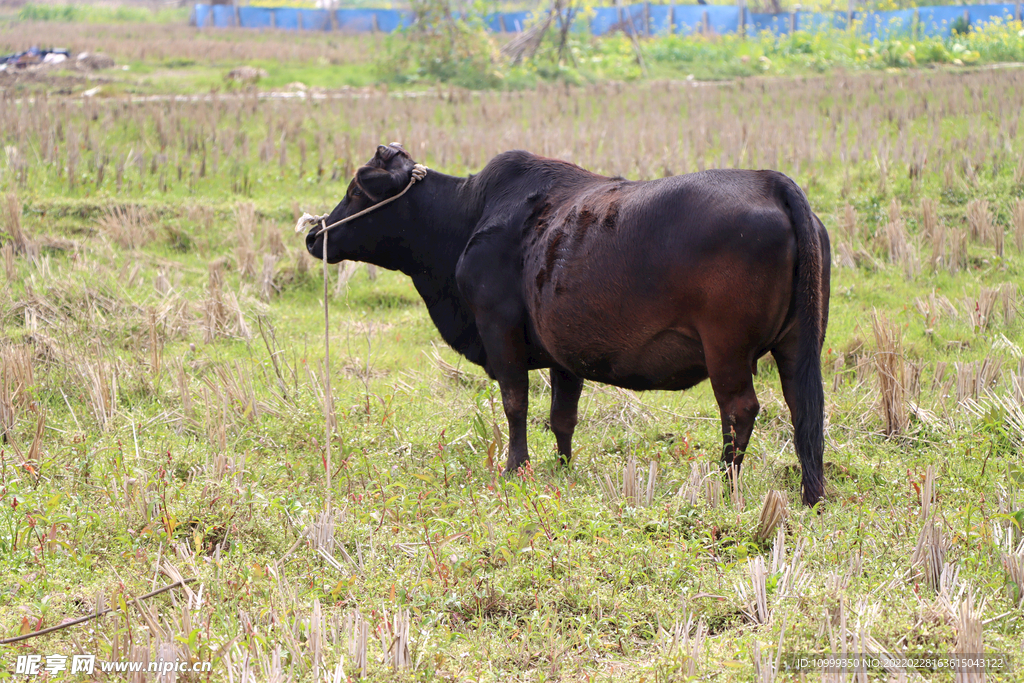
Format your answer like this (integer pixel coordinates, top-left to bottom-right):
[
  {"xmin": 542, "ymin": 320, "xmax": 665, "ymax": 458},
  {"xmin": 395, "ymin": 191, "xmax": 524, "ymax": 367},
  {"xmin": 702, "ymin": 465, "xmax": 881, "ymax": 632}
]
[
  {"xmin": 873, "ymin": 312, "xmax": 907, "ymax": 436},
  {"xmin": 234, "ymin": 202, "xmax": 258, "ymax": 280},
  {"xmin": 755, "ymin": 490, "xmax": 787, "ymax": 542},
  {"xmin": 98, "ymin": 205, "xmax": 154, "ymax": 250},
  {"xmin": 3, "ymin": 192, "xmax": 28, "ymax": 254},
  {"xmin": 600, "ymin": 457, "xmax": 658, "ymax": 508},
  {"xmin": 1013, "ymin": 199, "xmax": 1024, "ymax": 253}
]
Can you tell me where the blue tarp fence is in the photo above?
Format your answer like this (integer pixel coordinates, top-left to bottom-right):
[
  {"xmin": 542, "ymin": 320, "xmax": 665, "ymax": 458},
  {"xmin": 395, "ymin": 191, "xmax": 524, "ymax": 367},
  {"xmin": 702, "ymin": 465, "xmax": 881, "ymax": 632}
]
[{"xmin": 192, "ymin": 2, "xmax": 1022, "ymax": 39}]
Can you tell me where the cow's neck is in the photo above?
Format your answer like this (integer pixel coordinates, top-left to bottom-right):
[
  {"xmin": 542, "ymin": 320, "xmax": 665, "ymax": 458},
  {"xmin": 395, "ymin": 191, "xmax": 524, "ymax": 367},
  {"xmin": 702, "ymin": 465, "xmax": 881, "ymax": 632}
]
[
  {"xmin": 400, "ymin": 171, "xmax": 481, "ymax": 274},
  {"xmin": 403, "ymin": 172, "xmax": 488, "ymax": 366}
]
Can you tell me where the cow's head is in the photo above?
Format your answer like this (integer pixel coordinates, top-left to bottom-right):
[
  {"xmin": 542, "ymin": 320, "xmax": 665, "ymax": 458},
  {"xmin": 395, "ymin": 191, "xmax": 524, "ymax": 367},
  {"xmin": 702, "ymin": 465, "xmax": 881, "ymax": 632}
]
[{"xmin": 306, "ymin": 142, "xmax": 420, "ymax": 265}]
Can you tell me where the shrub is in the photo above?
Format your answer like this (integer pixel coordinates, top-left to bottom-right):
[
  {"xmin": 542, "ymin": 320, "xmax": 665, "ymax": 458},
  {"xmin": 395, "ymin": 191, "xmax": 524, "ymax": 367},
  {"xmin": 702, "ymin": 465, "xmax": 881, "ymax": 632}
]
[{"xmin": 377, "ymin": 0, "xmax": 504, "ymax": 89}]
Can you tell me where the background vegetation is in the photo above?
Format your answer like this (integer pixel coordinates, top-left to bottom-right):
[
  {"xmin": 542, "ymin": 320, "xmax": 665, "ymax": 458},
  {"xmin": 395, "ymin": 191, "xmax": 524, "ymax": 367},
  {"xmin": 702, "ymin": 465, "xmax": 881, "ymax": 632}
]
[
  {"xmin": 14, "ymin": 2, "xmax": 190, "ymax": 24},
  {"xmin": 378, "ymin": 9, "xmax": 1024, "ymax": 88},
  {"xmin": 4, "ymin": 15, "xmax": 1024, "ymax": 93}
]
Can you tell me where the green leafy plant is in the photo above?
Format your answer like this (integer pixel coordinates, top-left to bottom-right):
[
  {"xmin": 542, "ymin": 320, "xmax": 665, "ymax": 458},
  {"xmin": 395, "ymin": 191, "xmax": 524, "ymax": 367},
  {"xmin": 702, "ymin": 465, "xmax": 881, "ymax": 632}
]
[{"xmin": 377, "ymin": 0, "xmax": 505, "ymax": 88}]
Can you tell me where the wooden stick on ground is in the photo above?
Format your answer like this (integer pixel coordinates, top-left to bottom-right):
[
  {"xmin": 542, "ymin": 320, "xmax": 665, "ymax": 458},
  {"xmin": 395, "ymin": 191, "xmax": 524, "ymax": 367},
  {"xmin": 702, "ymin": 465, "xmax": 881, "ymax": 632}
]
[{"xmin": 0, "ymin": 579, "xmax": 197, "ymax": 645}]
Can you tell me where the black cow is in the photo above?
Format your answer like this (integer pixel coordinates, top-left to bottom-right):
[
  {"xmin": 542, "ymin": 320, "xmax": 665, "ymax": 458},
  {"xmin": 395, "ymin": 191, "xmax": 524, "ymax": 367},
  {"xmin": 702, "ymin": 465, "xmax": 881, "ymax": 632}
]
[{"xmin": 307, "ymin": 143, "xmax": 831, "ymax": 505}]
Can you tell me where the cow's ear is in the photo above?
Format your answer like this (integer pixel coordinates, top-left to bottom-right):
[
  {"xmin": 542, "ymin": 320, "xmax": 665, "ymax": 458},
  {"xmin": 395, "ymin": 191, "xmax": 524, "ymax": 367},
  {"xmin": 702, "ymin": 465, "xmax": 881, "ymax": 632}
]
[{"xmin": 355, "ymin": 165, "xmax": 405, "ymax": 202}]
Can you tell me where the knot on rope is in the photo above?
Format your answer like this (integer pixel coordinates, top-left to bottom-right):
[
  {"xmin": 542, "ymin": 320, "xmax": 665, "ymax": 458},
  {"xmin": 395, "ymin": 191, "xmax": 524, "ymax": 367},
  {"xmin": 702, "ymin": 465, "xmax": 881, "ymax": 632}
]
[{"xmin": 294, "ymin": 212, "xmax": 329, "ymax": 234}]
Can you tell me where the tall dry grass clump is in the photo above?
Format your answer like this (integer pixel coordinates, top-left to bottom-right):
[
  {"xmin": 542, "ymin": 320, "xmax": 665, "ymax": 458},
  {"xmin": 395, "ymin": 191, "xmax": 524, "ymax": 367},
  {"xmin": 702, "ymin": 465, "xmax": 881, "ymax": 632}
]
[
  {"xmin": 738, "ymin": 529, "xmax": 808, "ymax": 629},
  {"xmin": 755, "ymin": 490, "xmax": 787, "ymax": 542},
  {"xmin": 882, "ymin": 199, "xmax": 917, "ymax": 276},
  {"xmin": 1010, "ymin": 199, "xmax": 1024, "ymax": 254},
  {"xmin": 234, "ymin": 202, "xmax": 258, "ymax": 279},
  {"xmin": 262, "ymin": 221, "xmax": 287, "ymax": 259},
  {"xmin": 1001, "ymin": 541, "xmax": 1024, "ymax": 608},
  {"xmin": 345, "ymin": 609, "xmax": 369, "ymax": 678},
  {"xmin": 380, "ymin": 608, "xmax": 412, "ymax": 670},
  {"xmin": 943, "ymin": 161, "xmax": 959, "ymax": 194},
  {"xmin": 678, "ymin": 460, "xmax": 720, "ymax": 508},
  {"xmin": 921, "ymin": 197, "xmax": 938, "ymax": 242},
  {"xmin": 186, "ymin": 203, "xmax": 215, "ymax": 233},
  {"xmin": 660, "ymin": 613, "xmax": 707, "ymax": 677},
  {"xmin": 333, "ymin": 261, "xmax": 358, "ymax": 296},
  {"xmin": 1, "ymin": 344, "xmax": 35, "ymax": 441},
  {"xmin": 842, "ymin": 203, "xmax": 858, "ymax": 244},
  {"xmin": 80, "ymin": 357, "xmax": 118, "ymax": 431},
  {"xmin": 1000, "ymin": 283, "xmax": 1017, "ymax": 327},
  {"xmin": 915, "ymin": 291, "xmax": 958, "ymax": 328},
  {"xmin": 919, "ymin": 465, "xmax": 935, "ymax": 522},
  {"xmin": 834, "ymin": 241, "xmax": 856, "ymax": 269},
  {"xmin": 955, "ymin": 593, "xmax": 984, "ymax": 683},
  {"xmin": 259, "ymin": 254, "xmax": 278, "ymax": 301},
  {"xmin": 955, "ymin": 358, "xmax": 1001, "ymax": 404},
  {"xmin": 201, "ymin": 260, "xmax": 251, "ymax": 342},
  {"xmin": 911, "ymin": 518, "xmax": 947, "ymax": 591},
  {"xmin": 203, "ymin": 260, "xmax": 227, "ymax": 344},
  {"xmin": 148, "ymin": 309, "xmax": 163, "ymax": 377},
  {"xmin": 1, "ymin": 243, "xmax": 14, "ymax": 283},
  {"xmin": 677, "ymin": 461, "xmax": 702, "ymax": 507},
  {"xmin": 921, "ymin": 197, "xmax": 945, "ymax": 269},
  {"xmin": 728, "ymin": 466, "xmax": 744, "ymax": 510},
  {"xmin": 741, "ymin": 555, "xmax": 770, "ymax": 625},
  {"xmin": 966, "ymin": 199, "xmax": 994, "ymax": 249},
  {"xmin": 3, "ymin": 192, "xmax": 29, "ymax": 254},
  {"xmin": 1013, "ymin": 357, "xmax": 1024, "ymax": 406},
  {"xmin": 98, "ymin": 205, "xmax": 154, "ymax": 250},
  {"xmin": 873, "ymin": 312, "xmax": 907, "ymax": 436},
  {"xmin": 966, "ymin": 287, "xmax": 1000, "ymax": 331},
  {"xmin": 947, "ymin": 228, "xmax": 968, "ymax": 273},
  {"xmin": 600, "ymin": 457, "xmax": 658, "ymax": 508},
  {"xmin": 154, "ymin": 269, "xmax": 171, "ymax": 296}
]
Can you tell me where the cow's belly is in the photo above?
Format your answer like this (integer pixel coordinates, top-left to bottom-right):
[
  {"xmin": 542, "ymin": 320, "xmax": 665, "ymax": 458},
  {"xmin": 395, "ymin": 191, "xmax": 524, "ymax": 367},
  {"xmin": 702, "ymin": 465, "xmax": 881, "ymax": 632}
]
[
  {"xmin": 548, "ymin": 326, "xmax": 710, "ymax": 391},
  {"xmin": 529, "ymin": 287, "xmax": 712, "ymax": 390}
]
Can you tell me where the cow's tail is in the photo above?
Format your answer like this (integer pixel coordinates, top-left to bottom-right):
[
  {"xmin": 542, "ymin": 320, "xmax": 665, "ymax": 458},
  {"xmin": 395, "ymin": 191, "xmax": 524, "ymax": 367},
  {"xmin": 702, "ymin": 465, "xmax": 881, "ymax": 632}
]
[{"xmin": 776, "ymin": 173, "xmax": 826, "ymax": 507}]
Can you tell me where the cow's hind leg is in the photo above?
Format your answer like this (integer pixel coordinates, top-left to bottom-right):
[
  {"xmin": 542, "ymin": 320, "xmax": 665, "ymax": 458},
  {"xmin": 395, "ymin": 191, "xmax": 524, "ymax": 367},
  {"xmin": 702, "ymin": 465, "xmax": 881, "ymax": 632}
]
[
  {"xmin": 772, "ymin": 338, "xmax": 825, "ymax": 506},
  {"xmin": 550, "ymin": 365, "xmax": 584, "ymax": 466},
  {"xmin": 706, "ymin": 352, "xmax": 760, "ymax": 477}
]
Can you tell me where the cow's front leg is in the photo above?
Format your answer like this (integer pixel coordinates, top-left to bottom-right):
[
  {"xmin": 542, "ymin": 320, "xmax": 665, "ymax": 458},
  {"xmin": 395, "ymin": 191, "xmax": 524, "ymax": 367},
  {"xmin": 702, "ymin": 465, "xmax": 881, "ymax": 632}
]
[
  {"xmin": 550, "ymin": 365, "xmax": 583, "ymax": 466},
  {"xmin": 454, "ymin": 233, "xmax": 533, "ymax": 474},
  {"xmin": 498, "ymin": 371, "xmax": 530, "ymax": 473},
  {"xmin": 475, "ymin": 320, "xmax": 531, "ymax": 474}
]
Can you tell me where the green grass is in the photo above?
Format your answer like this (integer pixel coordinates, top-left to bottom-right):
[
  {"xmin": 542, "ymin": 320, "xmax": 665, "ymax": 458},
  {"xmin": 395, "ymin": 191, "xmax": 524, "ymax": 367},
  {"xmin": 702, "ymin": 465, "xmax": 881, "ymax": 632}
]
[
  {"xmin": 16, "ymin": 3, "xmax": 189, "ymax": 24},
  {"xmin": 1, "ymin": 48, "xmax": 1024, "ymax": 682}
]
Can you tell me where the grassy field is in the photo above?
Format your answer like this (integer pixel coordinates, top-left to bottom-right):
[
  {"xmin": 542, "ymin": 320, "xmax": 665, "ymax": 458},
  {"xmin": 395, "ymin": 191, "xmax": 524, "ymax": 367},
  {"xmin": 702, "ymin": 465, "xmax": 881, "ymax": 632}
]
[{"xmin": 2, "ymin": 21, "xmax": 1024, "ymax": 682}]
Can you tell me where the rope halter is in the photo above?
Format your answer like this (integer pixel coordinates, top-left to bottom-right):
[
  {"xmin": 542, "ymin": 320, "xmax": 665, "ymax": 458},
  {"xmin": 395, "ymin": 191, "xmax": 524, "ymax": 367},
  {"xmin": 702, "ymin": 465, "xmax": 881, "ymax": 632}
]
[{"xmin": 293, "ymin": 163, "xmax": 428, "ymax": 237}]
